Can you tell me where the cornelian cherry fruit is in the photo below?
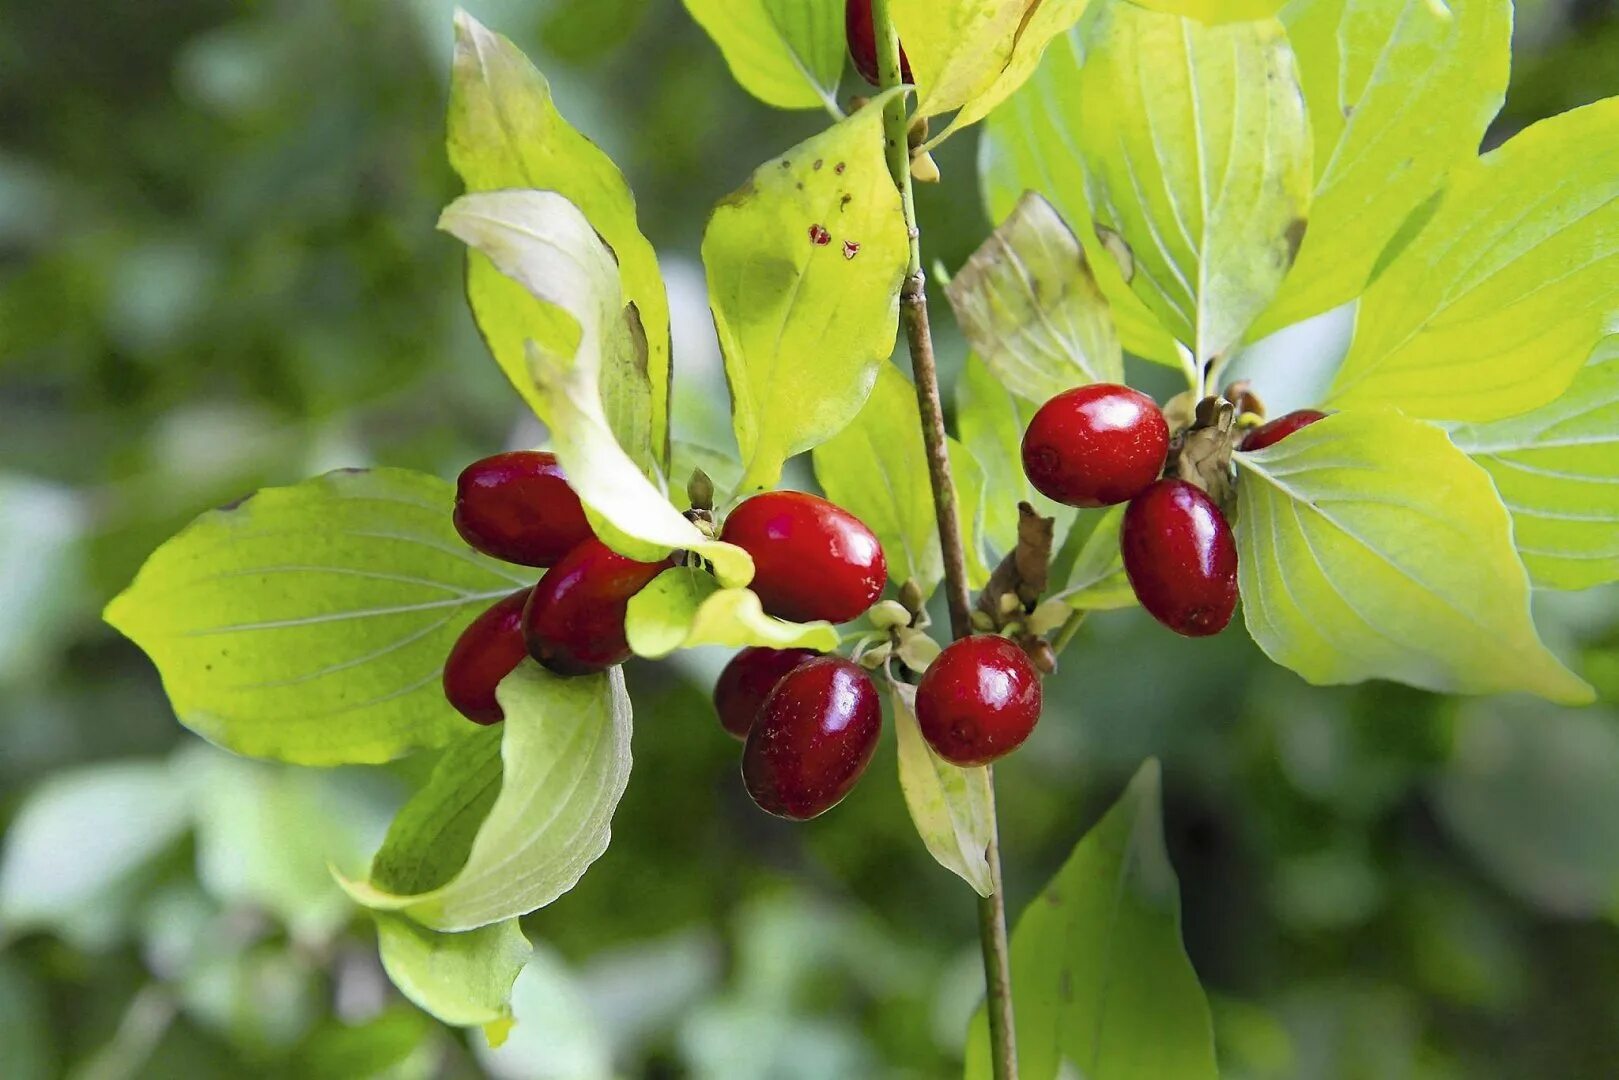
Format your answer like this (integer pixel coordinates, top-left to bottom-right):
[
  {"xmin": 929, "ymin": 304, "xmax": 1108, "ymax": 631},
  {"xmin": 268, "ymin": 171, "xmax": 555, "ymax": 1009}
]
[
  {"xmin": 915, "ymin": 635, "xmax": 1042, "ymax": 767},
  {"xmin": 719, "ymin": 491, "xmax": 886, "ymax": 624},
  {"xmin": 742, "ymin": 657, "xmax": 882, "ymax": 820},
  {"xmin": 442, "ymin": 588, "xmax": 532, "ymax": 725},
  {"xmin": 713, "ymin": 647, "xmax": 823, "ymax": 740},
  {"xmin": 1121, "ymin": 479, "xmax": 1238, "ymax": 637},
  {"xmin": 522, "ymin": 538, "xmax": 671, "ymax": 676},
  {"xmin": 1241, "ymin": 409, "xmax": 1329, "ymax": 452},
  {"xmin": 454, "ymin": 451, "xmax": 593, "ymax": 567},
  {"xmin": 846, "ymin": 0, "xmax": 913, "ymax": 86},
  {"xmin": 1022, "ymin": 384, "xmax": 1170, "ymax": 508}
]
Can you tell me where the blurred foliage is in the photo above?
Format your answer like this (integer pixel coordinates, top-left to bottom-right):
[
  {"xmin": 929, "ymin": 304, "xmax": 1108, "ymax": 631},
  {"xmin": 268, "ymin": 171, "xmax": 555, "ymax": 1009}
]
[{"xmin": 2, "ymin": 0, "xmax": 1618, "ymax": 1076}]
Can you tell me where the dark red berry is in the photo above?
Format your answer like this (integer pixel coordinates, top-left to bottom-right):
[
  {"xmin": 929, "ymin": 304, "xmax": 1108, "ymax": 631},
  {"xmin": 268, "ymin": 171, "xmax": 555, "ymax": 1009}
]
[
  {"xmin": 1241, "ymin": 409, "xmax": 1329, "ymax": 452},
  {"xmin": 714, "ymin": 647, "xmax": 824, "ymax": 740},
  {"xmin": 454, "ymin": 451, "xmax": 593, "ymax": 568},
  {"xmin": 1121, "ymin": 479, "xmax": 1238, "ymax": 637},
  {"xmin": 846, "ymin": 0, "xmax": 914, "ymax": 86},
  {"xmin": 443, "ymin": 588, "xmax": 532, "ymax": 725},
  {"xmin": 914, "ymin": 635, "xmax": 1042, "ymax": 766},
  {"xmin": 1022, "ymin": 384, "xmax": 1170, "ymax": 508},
  {"xmin": 522, "ymin": 538, "xmax": 672, "ymax": 676},
  {"xmin": 719, "ymin": 491, "xmax": 886, "ymax": 624},
  {"xmin": 742, "ymin": 657, "xmax": 882, "ymax": 820}
]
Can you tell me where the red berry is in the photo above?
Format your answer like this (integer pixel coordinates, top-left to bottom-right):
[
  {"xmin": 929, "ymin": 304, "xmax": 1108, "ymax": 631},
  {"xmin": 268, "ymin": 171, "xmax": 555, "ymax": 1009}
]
[
  {"xmin": 742, "ymin": 657, "xmax": 882, "ymax": 820},
  {"xmin": 719, "ymin": 491, "xmax": 886, "ymax": 624},
  {"xmin": 915, "ymin": 635, "xmax": 1042, "ymax": 766},
  {"xmin": 1241, "ymin": 409, "xmax": 1329, "ymax": 452},
  {"xmin": 522, "ymin": 538, "xmax": 672, "ymax": 676},
  {"xmin": 1022, "ymin": 384, "xmax": 1170, "ymax": 508},
  {"xmin": 1121, "ymin": 479, "xmax": 1238, "ymax": 637},
  {"xmin": 713, "ymin": 647, "xmax": 824, "ymax": 740},
  {"xmin": 443, "ymin": 588, "xmax": 532, "ymax": 725},
  {"xmin": 846, "ymin": 0, "xmax": 914, "ymax": 86},
  {"xmin": 454, "ymin": 451, "xmax": 593, "ymax": 567}
]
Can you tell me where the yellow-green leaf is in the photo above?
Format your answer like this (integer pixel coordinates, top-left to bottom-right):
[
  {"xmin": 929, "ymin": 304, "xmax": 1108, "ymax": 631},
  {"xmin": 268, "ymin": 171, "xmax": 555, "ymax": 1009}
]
[
  {"xmin": 1074, "ymin": 2, "xmax": 1312, "ymax": 365},
  {"xmin": 1451, "ymin": 335, "xmax": 1619, "ymax": 590},
  {"xmin": 441, "ymin": 190, "xmax": 753, "ymax": 587},
  {"xmin": 341, "ymin": 662, "xmax": 633, "ymax": 931},
  {"xmin": 375, "ymin": 914, "xmax": 530, "ymax": 1034},
  {"xmin": 1328, "ymin": 97, "xmax": 1619, "ymax": 422},
  {"xmin": 978, "ymin": 27, "xmax": 1183, "ymax": 367},
  {"xmin": 945, "ymin": 192, "xmax": 1123, "ymax": 403},
  {"xmin": 103, "ymin": 469, "xmax": 528, "ymax": 766},
  {"xmin": 1130, "ymin": 0, "xmax": 1284, "ymax": 19},
  {"xmin": 889, "ymin": 681, "xmax": 996, "ymax": 897},
  {"xmin": 683, "ymin": 0, "xmax": 845, "ymax": 112},
  {"xmin": 891, "ymin": 0, "xmax": 1032, "ymax": 120},
  {"xmin": 705, "ymin": 93, "xmax": 908, "ymax": 492},
  {"xmin": 448, "ymin": 12, "xmax": 671, "ymax": 465},
  {"xmin": 1252, "ymin": 0, "xmax": 1511, "ymax": 337},
  {"xmin": 624, "ymin": 566, "xmax": 841, "ymax": 659},
  {"xmin": 1234, "ymin": 410, "xmax": 1592, "ymax": 703}
]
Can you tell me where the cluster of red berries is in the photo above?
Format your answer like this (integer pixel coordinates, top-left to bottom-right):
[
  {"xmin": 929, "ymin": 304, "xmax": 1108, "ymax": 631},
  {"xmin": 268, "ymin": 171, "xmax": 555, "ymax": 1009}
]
[{"xmin": 1021, "ymin": 384, "xmax": 1326, "ymax": 637}]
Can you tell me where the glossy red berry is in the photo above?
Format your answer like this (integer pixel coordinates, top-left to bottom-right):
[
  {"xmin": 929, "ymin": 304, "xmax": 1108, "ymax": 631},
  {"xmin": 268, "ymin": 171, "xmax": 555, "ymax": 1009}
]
[
  {"xmin": 522, "ymin": 538, "xmax": 672, "ymax": 677},
  {"xmin": 454, "ymin": 451, "xmax": 593, "ymax": 567},
  {"xmin": 442, "ymin": 588, "xmax": 532, "ymax": 725},
  {"xmin": 915, "ymin": 635, "xmax": 1042, "ymax": 766},
  {"xmin": 1121, "ymin": 479, "xmax": 1238, "ymax": 637},
  {"xmin": 742, "ymin": 657, "xmax": 882, "ymax": 821},
  {"xmin": 713, "ymin": 647, "xmax": 824, "ymax": 740},
  {"xmin": 1241, "ymin": 409, "xmax": 1330, "ymax": 452},
  {"xmin": 719, "ymin": 491, "xmax": 886, "ymax": 624},
  {"xmin": 1022, "ymin": 384, "xmax": 1170, "ymax": 508},
  {"xmin": 846, "ymin": 0, "xmax": 914, "ymax": 86}
]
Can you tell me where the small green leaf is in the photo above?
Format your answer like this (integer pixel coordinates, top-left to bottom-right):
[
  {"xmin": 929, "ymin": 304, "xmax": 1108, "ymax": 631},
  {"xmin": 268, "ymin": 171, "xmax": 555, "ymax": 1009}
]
[
  {"xmin": 813, "ymin": 363, "xmax": 985, "ymax": 597},
  {"xmin": 921, "ymin": 0, "xmax": 1096, "ymax": 148},
  {"xmin": 368, "ymin": 726, "xmax": 504, "ymax": 898},
  {"xmin": 1328, "ymin": 97, "xmax": 1619, "ymax": 422},
  {"xmin": 441, "ymin": 190, "xmax": 752, "ymax": 587},
  {"xmin": 624, "ymin": 566, "xmax": 842, "ymax": 659},
  {"xmin": 1052, "ymin": 505, "xmax": 1135, "ymax": 611},
  {"xmin": 705, "ymin": 93, "xmax": 908, "ymax": 492},
  {"xmin": 964, "ymin": 760, "xmax": 1219, "ymax": 1080},
  {"xmin": 0, "ymin": 761, "xmax": 190, "ymax": 934},
  {"xmin": 1074, "ymin": 2, "xmax": 1313, "ymax": 364},
  {"xmin": 889, "ymin": 681, "xmax": 996, "ymax": 897},
  {"xmin": 104, "ymin": 468, "xmax": 526, "ymax": 765},
  {"xmin": 892, "ymin": 0, "xmax": 1033, "ymax": 121},
  {"xmin": 1234, "ymin": 410, "xmax": 1592, "ymax": 703},
  {"xmin": 449, "ymin": 12, "xmax": 672, "ymax": 465},
  {"xmin": 978, "ymin": 28, "xmax": 1183, "ymax": 367},
  {"xmin": 683, "ymin": 0, "xmax": 845, "ymax": 112},
  {"xmin": 342, "ymin": 661, "xmax": 633, "ymax": 931},
  {"xmin": 945, "ymin": 192, "xmax": 1123, "ymax": 403},
  {"xmin": 375, "ymin": 913, "xmax": 531, "ymax": 1034},
  {"xmin": 1252, "ymin": 0, "xmax": 1511, "ymax": 337},
  {"xmin": 1451, "ymin": 336, "xmax": 1619, "ymax": 590}
]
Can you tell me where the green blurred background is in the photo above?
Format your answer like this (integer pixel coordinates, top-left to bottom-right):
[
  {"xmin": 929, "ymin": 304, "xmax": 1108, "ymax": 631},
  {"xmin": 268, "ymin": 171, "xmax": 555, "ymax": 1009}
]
[{"xmin": 4, "ymin": 1, "xmax": 1619, "ymax": 1077}]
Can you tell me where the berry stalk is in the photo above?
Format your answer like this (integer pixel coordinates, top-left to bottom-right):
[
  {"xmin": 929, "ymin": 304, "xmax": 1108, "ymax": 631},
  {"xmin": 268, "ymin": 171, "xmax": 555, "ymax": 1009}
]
[{"xmin": 869, "ymin": 3, "xmax": 1018, "ymax": 1076}]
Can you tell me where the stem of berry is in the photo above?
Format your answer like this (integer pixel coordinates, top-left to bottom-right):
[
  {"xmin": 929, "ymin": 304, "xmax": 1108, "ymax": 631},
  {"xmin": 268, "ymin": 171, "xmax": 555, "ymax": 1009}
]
[{"xmin": 870, "ymin": 4, "xmax": 1018, "ymax": 1076}]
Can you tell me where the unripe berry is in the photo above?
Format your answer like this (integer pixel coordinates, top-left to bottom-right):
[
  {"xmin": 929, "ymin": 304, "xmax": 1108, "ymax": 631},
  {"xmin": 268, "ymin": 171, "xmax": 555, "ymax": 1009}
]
[
  {"xmin": 719, "ymin": 491, "xmax": 887, "ymax": 624},
  {"xmin": 742, "ymin": 657, "xmax": 881, "ymax": 820},
  {"xmin": 1022, "ymin": 384, "xmax": 1170, "ymax": 508},
  {"xmin": 713, "ymin": 647, "xmax": 823, "ymax": 740},
  {"xmin": 846, "ymin": 0, "xmax": 914, "ymax": 86},
  {"xmin": 915, "ymin": 635, "xmax": 1042, "ymax": 766},
  {"xmin": 1120, "ymin": 479, "xmax": 1238, "ymax": 637},
  {"xmin": 454, "ymin": 451, "xmax": 593, "ymax": 567},
  {"xmin": 522, "ymin": 538, "xmax": 672, "ymax": 676},
  {"xmin": 442, "ymin": 588, "xmax": 532, "ymax": 725},
  {"xmin": 1241, "ymin": 409, "xmax": 1329, "ymax": 452}
]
